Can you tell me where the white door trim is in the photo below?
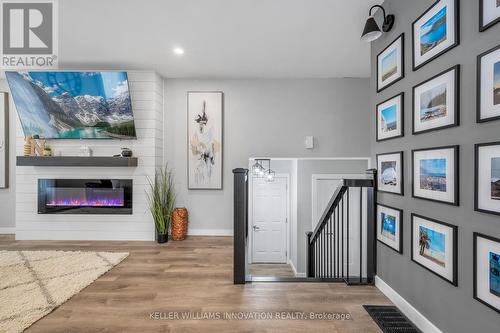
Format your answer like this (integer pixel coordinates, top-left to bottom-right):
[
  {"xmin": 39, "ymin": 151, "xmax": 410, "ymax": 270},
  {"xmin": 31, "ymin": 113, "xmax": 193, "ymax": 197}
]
[
  {"xmin": 248, "ymin": 173, "xmax": 290, "ymax": 264},
  {"xmin": 311, "ymin": 173, "xmax": 367, "ymax": 231}
]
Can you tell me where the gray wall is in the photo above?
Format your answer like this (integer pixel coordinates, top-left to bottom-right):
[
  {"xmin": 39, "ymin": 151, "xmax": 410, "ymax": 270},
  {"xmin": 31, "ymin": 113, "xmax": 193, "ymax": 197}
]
[
  {"xmin": 165, "ymin": 78, "xmax": 371, "ymax": 233},
  {"xmin": 0, "ymin": 80, "xmax": 16, "ymax": 229},
  {"xmin": 371, "ymin": 1, "xmax": 500, "ymax": 332}
]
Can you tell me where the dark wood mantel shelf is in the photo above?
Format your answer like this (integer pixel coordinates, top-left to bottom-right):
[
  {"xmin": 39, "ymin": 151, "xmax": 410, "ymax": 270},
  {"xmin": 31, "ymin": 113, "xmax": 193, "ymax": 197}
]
[{"xmin": 16, "ymin": 156, "xmax": 138, "ymax": 167}]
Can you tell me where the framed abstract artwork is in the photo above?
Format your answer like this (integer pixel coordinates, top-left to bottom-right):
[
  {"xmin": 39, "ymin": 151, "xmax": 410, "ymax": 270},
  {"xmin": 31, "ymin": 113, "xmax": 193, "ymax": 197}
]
[
  {"xmin": 377, "ymin": 151, "xmax": 404, "ymax": 195},
  {"xmin": 475, "ymin": 141, "xmax": 500, "ymax": 215},
  {"xmin": 0, "ymin": 92, "xmax": 8, "ymax": 189},
  {"xmin": 377, "ymin": 33, "xmax": 405, "ymax": 92},
  {"xmin": 187, "ymin": 91, "xmax": 223, "ymax": 190},
  {"xmin": 377, "ymin": 204, "xmax": 403, "ymax": 253},
  {"xmin": 412, "ymin": 0, "xmax": 459, "ymax": 71},
  {"xmin": 411, "ymin": 214, "xmax": 458, "ymax": 286},
  {"xmin": 376, "ymin": 93, "xmax": 404, "ymax": 142},
  {"xmin": 474, "ymin": 232, "xmax": 500, "ymax": 313},
  {"xmin": 480, "ymin": 0, "xmax": 500, "ymax": 31},
  {"xmin": 412, "ymin": 145, "xmax": 459, "ymax": 206},
  {"xmin": 412, "ymin": 65, "xmax": 459, "ymax": 134},
  {"xmin": 477, "ymin": 44, "xmax": 500, "ymax": 123}
]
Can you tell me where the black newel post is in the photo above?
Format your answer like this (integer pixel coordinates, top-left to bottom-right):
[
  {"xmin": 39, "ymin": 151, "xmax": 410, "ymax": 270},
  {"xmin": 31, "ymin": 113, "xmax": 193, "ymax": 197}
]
[{"xmin": 233, "ymin": 168, "xmax": 248, "ymax": 284}]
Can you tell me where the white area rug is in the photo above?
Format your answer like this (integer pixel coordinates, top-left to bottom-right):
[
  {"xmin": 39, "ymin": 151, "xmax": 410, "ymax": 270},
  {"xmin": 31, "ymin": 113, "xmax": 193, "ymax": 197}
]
[{"xmin": 0, "ymin": 250, "xmax": 128, "ymax": 333}]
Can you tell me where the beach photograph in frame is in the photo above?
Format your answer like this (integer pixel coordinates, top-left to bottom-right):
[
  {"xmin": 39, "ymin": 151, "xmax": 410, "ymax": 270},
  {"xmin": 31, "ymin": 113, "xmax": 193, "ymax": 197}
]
[
  {"xmin": 412, "ymin": 0, "xmax": 459, "ymax": 70},
  {"xmin": 188, "ymin": 91, "xmax": 223, "ymax": 190},
  {"xmin": 377, "ymin": 151, "xmax": 404, "ymax": 195},
  {"xmin": 376, "ymin": 93, "xmax": 404, "ymax": 142},
  {"xmin": 475, "ymin": 142, "xmax": 500, "ymax": 215},
  {"xmin": 474, "ymin": 233, "xmax": 500, "ymax": 313},
  {"xmin": 377, "ymin": 34, "xmax": 405, "ymax": 92},
  {"xmin": 412, "ymin": 146, "xmax": 459, "ymax": 205},
  {"xmin": 480, "ymin": 0, "xmax": 500, "ymax": 31},
  {"xmin": 477, "ymin": 44, "xmax": 500, "ymax": 123},
  {"xmin": 411, "ymin": 214, "xmax": 458, "ymax": 286},
  {"xmin": 377, "ymin": 204, "xmax": 403, "ymax": 253},
  {"xmin": 413, "ymin": 65, "xmax": 459, "ymax": 134}
]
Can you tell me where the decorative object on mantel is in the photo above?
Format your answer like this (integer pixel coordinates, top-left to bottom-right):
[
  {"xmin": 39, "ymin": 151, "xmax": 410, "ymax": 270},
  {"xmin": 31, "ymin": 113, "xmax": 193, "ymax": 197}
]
[
  {"xmin": 114, "ymin": 147, "xmax": 133, "ymax": 158},
  {"xmin": 0, "ymin": 250, "xmax": 128, "ymax": 333},
  {"xmin": 42, "ymin": 146, "xmax": 53, "ymax": 157},
  {"xmin": 78, "ymin": 145, "xmax": 93, "ymax": 157},
  {"xmin": 147, "ymin": 165, "xmax": 176, "ymax": 244},
  {"xmin": 172, "ymin": 207, "xmax": 189, "ymax": 241},
  {"xmin": 24, "ymin": 135, "xmax": 46, "ymax": 157}
]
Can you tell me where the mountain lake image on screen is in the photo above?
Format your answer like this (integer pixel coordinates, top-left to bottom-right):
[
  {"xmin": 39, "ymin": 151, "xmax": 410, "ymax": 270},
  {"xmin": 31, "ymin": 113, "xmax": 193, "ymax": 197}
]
[
  {"xmin": 420, "ymin": 6, "xmax": 447, "ymax": 56},
  {"xmin": 381, "ymin": 104, "xmax": 397, "ymax": 133},
  {"xmin": 381, "ymin": 213, "xmax": 396, "ymax": 241},
  {"xmin": 420, "ymin": 158, "xmax": 446, "ymax": 192},
  {"xmin": 6, "ymin": 71, "xmax": 137, "ymax": 139},
  {"xmin": 420, "ymin": 83, "xmax": 447, "ymax": 122},
  {"xmin": 419, "ymin": 226, "xmax": 446, "ymax": 267}
]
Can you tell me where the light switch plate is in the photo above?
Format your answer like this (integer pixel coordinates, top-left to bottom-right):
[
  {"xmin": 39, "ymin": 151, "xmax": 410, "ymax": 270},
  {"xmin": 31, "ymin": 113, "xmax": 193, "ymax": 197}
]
[{"xmin": 305, "ymin": 136, "xmax": 314, "ymax": 149}]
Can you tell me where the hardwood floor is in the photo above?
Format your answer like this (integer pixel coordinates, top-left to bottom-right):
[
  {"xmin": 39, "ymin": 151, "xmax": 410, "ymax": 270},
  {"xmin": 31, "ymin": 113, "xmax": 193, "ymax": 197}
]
[
  {"xmin": 249, "ymin": 264, "xmax": 296, "ymax": 278},
  {"xmin": 0, "ymin": 235, "xmax": 391, "ymax": 333}
]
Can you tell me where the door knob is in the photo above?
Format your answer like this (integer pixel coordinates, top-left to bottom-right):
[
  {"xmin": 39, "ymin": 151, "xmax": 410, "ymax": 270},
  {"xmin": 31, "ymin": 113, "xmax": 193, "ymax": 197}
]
[{"xmin": 252, "ymin": 225, "xmax": 261, "ymax": 231}]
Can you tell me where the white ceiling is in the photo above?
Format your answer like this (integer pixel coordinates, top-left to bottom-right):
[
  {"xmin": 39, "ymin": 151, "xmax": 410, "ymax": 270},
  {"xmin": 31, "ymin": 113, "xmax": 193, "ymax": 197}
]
[{"xmin": 58, "ymin": 0, "xmax": 382, "ymax": 78}]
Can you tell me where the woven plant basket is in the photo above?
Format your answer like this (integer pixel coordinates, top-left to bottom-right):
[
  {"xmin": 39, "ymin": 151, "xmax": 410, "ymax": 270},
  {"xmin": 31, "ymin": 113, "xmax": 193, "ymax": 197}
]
[{"xmin": 171, "ymin": 208, "xmax": 189, "ymax": 241}]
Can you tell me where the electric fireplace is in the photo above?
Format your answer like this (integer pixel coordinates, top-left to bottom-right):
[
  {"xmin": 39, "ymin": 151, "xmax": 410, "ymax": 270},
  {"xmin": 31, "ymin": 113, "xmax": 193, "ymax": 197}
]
[{"xmin": 38, "ymin": 179, "xmax": 132, "ymax": 214}]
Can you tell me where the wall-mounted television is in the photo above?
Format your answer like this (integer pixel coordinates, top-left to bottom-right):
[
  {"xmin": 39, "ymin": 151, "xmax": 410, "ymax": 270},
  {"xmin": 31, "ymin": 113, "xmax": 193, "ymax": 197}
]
[{"xmin": 6, "ymin": 71, "xmax": 137, "ymax": 139}]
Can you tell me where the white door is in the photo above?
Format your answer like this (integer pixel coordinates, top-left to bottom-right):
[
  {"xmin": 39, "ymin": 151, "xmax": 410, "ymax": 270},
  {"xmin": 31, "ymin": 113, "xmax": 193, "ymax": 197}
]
[{"xmin": 252, "ymin": 177, "xmax": 287, "ymax": 263}]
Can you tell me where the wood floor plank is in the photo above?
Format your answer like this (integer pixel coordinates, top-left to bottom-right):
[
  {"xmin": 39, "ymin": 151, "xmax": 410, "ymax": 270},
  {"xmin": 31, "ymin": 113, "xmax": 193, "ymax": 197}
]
[{"xmin": 0, "ymin": 235, "xmax": 389, "ymax": 333}]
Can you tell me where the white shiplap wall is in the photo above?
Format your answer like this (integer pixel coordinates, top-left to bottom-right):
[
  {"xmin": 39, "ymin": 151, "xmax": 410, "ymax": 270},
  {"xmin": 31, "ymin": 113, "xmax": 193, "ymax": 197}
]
[{"xmin": 15, "ymin": 71, "xmax": 164, "ymax": 240}]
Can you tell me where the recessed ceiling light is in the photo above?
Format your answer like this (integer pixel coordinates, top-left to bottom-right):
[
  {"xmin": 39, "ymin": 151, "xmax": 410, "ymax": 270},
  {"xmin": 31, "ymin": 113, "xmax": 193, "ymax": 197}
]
[{"xmin": 173, "ymin": 47, "xmax": 184, "ymax": 55}]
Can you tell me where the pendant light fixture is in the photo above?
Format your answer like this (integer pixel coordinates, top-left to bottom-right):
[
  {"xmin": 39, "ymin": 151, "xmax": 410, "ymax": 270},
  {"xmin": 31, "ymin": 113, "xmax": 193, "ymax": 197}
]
[{"xmin": 252, "ymin": 159, "xmax": 275, "ymax": 182}]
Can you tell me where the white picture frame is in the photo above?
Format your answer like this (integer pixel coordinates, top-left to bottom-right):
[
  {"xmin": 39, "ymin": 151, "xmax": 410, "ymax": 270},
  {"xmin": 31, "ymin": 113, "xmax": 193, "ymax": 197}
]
[
  {"xmin": 480, "ymin": 0, "xmax": 500, "ymax": 32},
  {"xmin": 412, "ymin": 145, "xmax": 459, "ymax": 206},
  {"xmin": 377, "ymin": 204, "xmax": 403, "ymax": 253},
  {"xmin": 474, "ymin": 232, "xmax": 500, "ymax": 314},
  {"xmin": 377, "ymin": 34, "xmax": 404, "ymax": 92},
  {"xmin": 477, "ymin": 44, "xmax": 500, "ymax": 123},
  {"xmin": 412, "ymin": 0, "xmax": 459, "ymax": 70},
  {"xmin": 377, "ymin": 151, "xmax": 404, "ymax": 195},
  {"xmin": 475, "ymin": 141, "xmax": 500, "ymax": 215},
  {"xmin": 187, "ymin": 91, "xmax": 223, "ymax": 190},
  {"xmin": 376, "ymin": 93, "xmax": 404, "ymax": 142},
  {"xmin": 413, "ymin": 65, "xmax": 459, "ymax": 134}
]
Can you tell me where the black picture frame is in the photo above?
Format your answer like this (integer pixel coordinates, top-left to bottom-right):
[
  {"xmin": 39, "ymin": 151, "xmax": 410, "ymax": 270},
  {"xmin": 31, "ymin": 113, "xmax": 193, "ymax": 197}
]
[
  {"xmin": 411, "ymin": 213, "xmax": 458, "ymax": 286},
  {"xmin": 412, "ymin": 0, "xmax": 460, "ymax": 71},
  {"xmin": 479, "ymin": 0, "xmax": 500, "ymax": 32},
  {"xmin": 412, "ymin": 65, "xmax": 460, "ymax": 135},
  {"xmin": 376, "ymin": 33, "xmax": 405, "ymax": 93},
  {"xmin": 376, "ymin": 92, "xmax": 405, "ymax": 142},
  {"xmin": 376, "ymin": 203, "xmax": 403, "ymax": 254},
  {"xmin": 411, "ymin": 145, "xmax": 459, "ymax": 206},
  {"xmin": 377, "ymin": 151, "xmax": 404, "ymax": 196},
  {"xmin": 477, "ymin": 44, "xmax": 500, "ymax": 123},
  {"xmin": 474, "ymin": 141, "xmax": 500, "ymax": 216},
  {"xmin": 473, "ymin": 232, "xmax": 500, "ymax": 314}
]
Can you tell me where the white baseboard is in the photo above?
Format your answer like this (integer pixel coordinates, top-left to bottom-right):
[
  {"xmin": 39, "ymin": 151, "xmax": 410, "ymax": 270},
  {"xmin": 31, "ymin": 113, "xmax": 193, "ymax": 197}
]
[
  {"xmin": 288, "ymin": 259, "xmax": 306, "ymax": 278},
  {"xmin": 187, "ymin": 229, "xmax": 233, "ymax": 236},
  {"xmin": 375, "ymin": 276, "xmax": 442, "ymax": 333},
  {"xmin": 0, "ymin": 227, "xmax": 15, "ymax": 234}
]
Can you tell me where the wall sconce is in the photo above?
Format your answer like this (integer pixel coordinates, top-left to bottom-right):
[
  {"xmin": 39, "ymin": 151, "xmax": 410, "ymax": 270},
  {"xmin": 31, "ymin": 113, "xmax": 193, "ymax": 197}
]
[{"xmin": 361, "ymin": 5, "xmax": 395, "ymax": 42}]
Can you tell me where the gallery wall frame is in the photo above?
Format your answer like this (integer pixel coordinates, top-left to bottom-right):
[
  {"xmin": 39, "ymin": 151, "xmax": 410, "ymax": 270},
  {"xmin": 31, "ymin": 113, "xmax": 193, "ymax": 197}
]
[
  {"xmin": 0, "ymin": 92, "xmax": 8, "ymax": 189},
  {"xmin": 477, "ymin": 43, "xmax": 500, "ymax": 123},
  {"xmin": 411, "ymin": 213, "xmax": 458, "ymax": 286},
  {"xmin": 411, "ymin": 145, "xmax": 459, "ymax": 206},
  {"xmin": 376, "ymin": 203, "xmax": 403, "ymax": 254},
  {"xmin": 376, "ymin": 151, "xmax": 404, "ymax": 196},
  {"xmin": 376, "ymin": 92, "xmax": 404, "ymax": 142},
  {"xmin": 412, "ymin": 0, "xmax": 460, "ymax": 71},
  {"xmin": 473, "ymin": 232, "xmax": 500, "ymax": 314},
  {"xmin": 187, "ymin": 91, "xmax": 224, "ymax": 190},
  {"xmin": 479, "ymin": 0, "xmax": 500, "ymax": 32},
  {"xmin": 376, "ymin": 33, "xmax": 405, "ymax": 92},
  {"xmin": 412, "ymin": 65, "xmax": 460, "ymax": 135},
  {"xmin": 474, "ymin": 141, "xmax": 500, "ymax": 216}
]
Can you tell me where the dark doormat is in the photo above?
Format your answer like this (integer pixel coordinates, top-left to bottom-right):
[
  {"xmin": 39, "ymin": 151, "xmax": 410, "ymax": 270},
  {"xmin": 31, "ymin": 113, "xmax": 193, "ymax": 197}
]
[{"xmin": 363, "ymin": 305, "xmax": 422, "ymax": 333}]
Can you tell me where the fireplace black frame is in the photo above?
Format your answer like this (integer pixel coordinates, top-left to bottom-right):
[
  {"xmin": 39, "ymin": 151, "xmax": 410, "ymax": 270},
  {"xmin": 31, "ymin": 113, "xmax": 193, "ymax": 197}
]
[{"xmin": 38, "ymin": 179, "xmax": 133, "ymax": 214}]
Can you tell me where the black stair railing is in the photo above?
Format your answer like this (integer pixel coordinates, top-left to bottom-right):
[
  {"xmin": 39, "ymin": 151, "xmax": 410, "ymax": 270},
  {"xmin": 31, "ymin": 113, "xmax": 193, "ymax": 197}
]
[{"xmin": 306, "ymin": 169, "xmax": 377, "ymax": 285}]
